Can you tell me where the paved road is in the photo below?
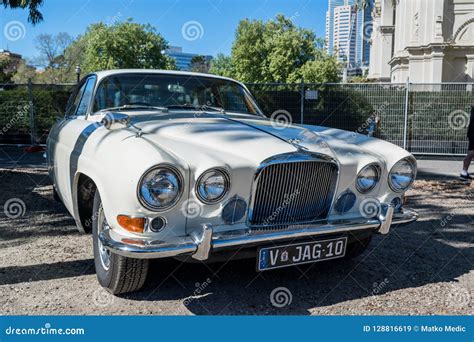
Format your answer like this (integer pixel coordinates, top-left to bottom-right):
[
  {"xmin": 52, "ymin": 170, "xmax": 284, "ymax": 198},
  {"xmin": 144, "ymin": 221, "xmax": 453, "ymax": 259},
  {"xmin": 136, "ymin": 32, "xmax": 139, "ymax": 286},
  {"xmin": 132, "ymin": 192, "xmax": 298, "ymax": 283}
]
[{"xmin": 0, "ymin": 145, "xmax": 46, "ymax": 168}]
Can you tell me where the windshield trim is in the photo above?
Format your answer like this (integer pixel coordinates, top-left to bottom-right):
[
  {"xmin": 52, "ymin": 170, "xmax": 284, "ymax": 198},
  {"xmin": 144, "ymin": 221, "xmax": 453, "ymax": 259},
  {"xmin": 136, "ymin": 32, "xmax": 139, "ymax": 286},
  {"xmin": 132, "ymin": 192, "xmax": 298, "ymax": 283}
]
[{"xmin": 88, "ymin": 72, "xmax": 265, "ymax": 118}]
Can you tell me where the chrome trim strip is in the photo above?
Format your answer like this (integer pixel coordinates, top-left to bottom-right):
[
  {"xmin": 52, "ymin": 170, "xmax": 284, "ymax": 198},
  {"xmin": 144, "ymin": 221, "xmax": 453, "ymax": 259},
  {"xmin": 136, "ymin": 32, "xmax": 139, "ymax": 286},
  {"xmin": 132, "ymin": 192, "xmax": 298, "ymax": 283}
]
[
  {"xmin": 378, "ymin": 205, "xmax": 394, "ymax": 234},
  {"xmin": 99, "ymin": 208, "xmax": 418, "ymax": 259}
]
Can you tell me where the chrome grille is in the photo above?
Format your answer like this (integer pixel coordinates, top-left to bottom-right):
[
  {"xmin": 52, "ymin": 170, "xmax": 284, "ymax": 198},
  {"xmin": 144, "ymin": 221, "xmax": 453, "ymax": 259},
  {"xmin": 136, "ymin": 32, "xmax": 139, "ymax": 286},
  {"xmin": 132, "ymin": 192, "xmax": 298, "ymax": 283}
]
[{"xmin": 249, "ymin": 161, "xmax": 338, "ymax": 227}]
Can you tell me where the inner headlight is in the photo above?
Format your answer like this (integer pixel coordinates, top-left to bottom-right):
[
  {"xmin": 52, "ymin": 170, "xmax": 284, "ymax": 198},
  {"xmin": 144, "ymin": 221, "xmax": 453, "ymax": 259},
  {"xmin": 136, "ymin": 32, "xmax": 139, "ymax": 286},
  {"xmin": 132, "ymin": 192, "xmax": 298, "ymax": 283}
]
[
  {"xmin": 196, "ymin": 168, "xmax": 230, "ymax": 203},
  {"xmin": 356, "ymin": 164, "xmax": 380, "ymax": 193},
  {"xmin": 138, "ymin": 165, "xmax": 182, "ymax": 210},
  {"xmin": 389, "ymin": 158, "xmax": 416, "ymax": 192}
]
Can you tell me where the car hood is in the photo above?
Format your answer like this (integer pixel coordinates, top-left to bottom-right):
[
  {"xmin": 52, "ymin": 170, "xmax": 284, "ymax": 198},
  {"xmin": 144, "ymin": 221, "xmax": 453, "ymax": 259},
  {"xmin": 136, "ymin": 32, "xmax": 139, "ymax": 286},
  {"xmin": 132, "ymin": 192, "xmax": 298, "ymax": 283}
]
[{"xmin": 126, "ymin": 111, "xmax": 403, "ymax": 170}]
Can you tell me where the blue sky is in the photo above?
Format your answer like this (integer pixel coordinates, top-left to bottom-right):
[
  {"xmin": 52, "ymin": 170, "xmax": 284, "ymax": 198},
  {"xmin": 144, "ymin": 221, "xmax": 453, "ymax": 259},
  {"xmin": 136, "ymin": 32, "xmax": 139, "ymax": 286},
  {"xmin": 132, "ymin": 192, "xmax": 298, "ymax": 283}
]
[{"xmin": 1, "ymin": 0, "xmax": 327, "ymax": 61}]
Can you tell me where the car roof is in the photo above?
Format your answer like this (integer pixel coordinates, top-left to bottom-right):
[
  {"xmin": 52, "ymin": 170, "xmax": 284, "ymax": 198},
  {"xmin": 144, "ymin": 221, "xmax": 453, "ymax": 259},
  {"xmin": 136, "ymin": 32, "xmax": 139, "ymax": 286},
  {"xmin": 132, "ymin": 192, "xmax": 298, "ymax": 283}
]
[{"xmin": 92, "ymin": 69, "xmax": 241, "ymax": 84}]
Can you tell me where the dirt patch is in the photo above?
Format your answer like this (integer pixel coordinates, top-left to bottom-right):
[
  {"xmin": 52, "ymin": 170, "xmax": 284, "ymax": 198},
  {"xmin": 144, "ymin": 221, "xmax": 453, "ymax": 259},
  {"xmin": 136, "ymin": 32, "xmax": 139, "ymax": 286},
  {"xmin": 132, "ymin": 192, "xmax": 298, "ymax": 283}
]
[{"xmin": 0, "ymin": 168, "xmax": 472, "ymax": 315}]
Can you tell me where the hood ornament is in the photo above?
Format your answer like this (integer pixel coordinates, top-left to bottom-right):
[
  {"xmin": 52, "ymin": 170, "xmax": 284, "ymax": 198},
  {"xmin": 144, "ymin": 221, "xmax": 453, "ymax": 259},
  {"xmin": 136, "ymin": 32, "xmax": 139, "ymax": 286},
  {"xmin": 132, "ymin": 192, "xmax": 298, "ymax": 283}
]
[{"xmin": 287, "ymin": 138, "xmax": 308, "ymax": 151}]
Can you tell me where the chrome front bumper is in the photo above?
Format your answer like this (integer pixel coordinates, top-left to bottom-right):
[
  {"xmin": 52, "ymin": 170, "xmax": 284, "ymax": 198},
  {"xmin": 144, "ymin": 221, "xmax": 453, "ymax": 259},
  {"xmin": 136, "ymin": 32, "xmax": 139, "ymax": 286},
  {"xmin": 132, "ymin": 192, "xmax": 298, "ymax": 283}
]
[{"xmin": 99, "ymin": 207, "xmax": 418, "ymax": 260}]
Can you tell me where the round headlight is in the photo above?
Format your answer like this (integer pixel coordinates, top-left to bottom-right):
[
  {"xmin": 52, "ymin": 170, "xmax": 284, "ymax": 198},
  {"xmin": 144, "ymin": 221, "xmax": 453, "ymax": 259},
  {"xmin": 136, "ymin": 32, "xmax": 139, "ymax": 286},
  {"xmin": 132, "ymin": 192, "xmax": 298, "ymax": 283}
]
[
  {"xmin": 138, "ymin": 165, "xmax": 183, "ymax": 210},
  {"xmin": 356, "ymin": 164, "xmax": 380, "ymax": 193},
  {"xmin": 389, "ymin": 158, "xmax": 416, "ymax": 192},
  {"xmin": 196, "ymin": 168, "xmax": 230, "ymax": 203}
]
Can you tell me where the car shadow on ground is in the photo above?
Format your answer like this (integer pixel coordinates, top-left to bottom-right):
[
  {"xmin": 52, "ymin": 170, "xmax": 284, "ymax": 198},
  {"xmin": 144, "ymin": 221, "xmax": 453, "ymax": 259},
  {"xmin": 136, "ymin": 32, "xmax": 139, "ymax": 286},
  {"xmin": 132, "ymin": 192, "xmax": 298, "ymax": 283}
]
[
  {"xmin": 0, "ymin": 168, "xmax": 77, "ymax": 244},
  {"xmin": 125, "ymin": 206, "xmax": 473, "ymax": 315},
  {"xmin": 1, "ymin": 168, "xmax": 472, "ymax": 314}
]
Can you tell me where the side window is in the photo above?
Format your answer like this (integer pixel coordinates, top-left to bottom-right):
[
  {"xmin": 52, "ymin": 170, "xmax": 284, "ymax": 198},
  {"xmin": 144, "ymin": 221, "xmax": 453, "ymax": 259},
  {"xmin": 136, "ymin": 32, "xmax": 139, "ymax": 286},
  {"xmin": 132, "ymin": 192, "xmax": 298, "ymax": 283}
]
[
  {"xmin": 65, "ymin": 82, "xmax": 87, "ymax": 116},
  {"xmin": 75, "ymin": 77, "xmax": 96, "ymax": 116}
]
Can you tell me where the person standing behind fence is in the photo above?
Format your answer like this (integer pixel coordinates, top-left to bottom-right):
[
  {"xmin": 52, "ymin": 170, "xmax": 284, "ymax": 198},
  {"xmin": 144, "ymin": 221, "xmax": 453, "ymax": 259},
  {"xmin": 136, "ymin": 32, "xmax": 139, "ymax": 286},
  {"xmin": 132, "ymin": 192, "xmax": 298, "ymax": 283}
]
[{"xmin": 460, "ymin": 106, "xmax": 474, "ymax": 180}]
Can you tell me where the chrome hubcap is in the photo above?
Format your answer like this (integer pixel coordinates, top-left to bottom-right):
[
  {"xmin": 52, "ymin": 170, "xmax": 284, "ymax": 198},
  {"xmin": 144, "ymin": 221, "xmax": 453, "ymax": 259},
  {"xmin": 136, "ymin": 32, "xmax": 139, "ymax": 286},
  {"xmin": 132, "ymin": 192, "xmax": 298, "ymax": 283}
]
[{"xmin": 97, "ymin": 206, "xmax": 111, "ymax": 270}]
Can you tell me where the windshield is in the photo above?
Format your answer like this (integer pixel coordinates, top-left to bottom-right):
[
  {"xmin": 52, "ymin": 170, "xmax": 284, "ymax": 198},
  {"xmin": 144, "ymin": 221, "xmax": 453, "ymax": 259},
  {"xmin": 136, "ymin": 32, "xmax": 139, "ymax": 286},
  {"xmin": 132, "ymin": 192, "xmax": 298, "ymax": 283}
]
[{"xmin": 92, "ymin": 73, "xmax": 263, "ymax": 115}]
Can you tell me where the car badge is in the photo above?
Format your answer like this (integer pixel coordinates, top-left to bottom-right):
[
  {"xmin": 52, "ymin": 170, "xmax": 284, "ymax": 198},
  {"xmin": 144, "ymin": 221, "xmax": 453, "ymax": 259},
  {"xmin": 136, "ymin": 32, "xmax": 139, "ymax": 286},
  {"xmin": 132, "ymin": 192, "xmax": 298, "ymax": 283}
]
[
  {"xmin": 287, "ymin": 138, "xmax": 308, "ymax": 151},
  {"xmin": 281, "ymin": 250, "xmax": 289, "ymax": 262}
]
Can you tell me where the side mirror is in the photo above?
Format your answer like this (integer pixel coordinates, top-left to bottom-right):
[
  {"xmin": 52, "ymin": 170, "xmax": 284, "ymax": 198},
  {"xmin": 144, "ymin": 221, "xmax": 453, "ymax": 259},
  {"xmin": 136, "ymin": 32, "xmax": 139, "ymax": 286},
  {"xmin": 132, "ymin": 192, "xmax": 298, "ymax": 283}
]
[{"xmin": 101, "ymin": 113, "xmax": 130, "ymax": 130}]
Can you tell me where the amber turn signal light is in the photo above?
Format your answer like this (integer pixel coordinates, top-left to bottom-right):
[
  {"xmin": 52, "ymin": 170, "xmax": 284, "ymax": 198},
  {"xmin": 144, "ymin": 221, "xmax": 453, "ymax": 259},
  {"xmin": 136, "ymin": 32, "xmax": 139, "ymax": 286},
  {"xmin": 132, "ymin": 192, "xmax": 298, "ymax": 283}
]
[{"xmin": 117, "ymin": 215, "xmax": 145, "ymax": 233}]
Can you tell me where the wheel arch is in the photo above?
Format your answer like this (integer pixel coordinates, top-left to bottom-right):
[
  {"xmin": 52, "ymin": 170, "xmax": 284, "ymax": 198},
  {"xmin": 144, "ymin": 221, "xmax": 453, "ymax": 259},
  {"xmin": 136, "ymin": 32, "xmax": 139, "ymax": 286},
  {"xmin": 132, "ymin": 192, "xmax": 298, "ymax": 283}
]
[{"xmin": 73, "ymin": 172, "xmax": 102, "ymax": 234}]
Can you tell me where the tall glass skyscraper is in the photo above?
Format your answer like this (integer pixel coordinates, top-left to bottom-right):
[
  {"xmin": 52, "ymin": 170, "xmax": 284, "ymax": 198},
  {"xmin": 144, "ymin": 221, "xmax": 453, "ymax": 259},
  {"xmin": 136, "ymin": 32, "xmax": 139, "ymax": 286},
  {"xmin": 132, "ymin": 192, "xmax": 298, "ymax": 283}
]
[{"xmin": 325, "ymin": 0, "xmax": 373, "ymax": 68}]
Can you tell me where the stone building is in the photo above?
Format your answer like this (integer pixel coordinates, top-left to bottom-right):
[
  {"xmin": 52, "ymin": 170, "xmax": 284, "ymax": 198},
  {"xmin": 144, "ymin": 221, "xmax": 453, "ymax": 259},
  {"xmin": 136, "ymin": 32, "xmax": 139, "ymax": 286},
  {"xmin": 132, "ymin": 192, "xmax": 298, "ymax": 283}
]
[{"xmin": 368, "ymin": 0, "xmax": 474, "ymax": 83}]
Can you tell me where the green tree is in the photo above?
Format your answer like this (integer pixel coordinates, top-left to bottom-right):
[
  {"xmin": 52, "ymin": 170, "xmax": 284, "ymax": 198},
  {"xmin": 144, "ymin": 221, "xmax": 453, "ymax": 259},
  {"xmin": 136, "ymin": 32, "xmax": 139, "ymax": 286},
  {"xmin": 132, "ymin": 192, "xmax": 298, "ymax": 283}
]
[
  {"xmin": 298, "ymin": 55, "xmax": 341, "ymax": 83},
  {"xmin": 0, "ymin": 56, "xmax": 13, "ymax": 83},
  {"xmin": 30, "ymin": 33, "xmax": 79, "ymax": 83},
  {"xmin": 76, "ymin": 20, "xmax": 176, "ymax": 74},
  {"xmin": 2, "ymin": 0, "xmax": 43, "ymax": 23},
  {"xmin": 190, "ymin": 55, "xmax": 210, "ymax": 73},
  {"xmin": 228, "ymin": 14, "xmax": 340, "ymax": 83},
  {"xmin": 209, "ymin": 53, "xmax": 233, "ymax": 78},
  {"xmin": 11, "ymin": 60, "xmax": 36, "ymax": 83}
]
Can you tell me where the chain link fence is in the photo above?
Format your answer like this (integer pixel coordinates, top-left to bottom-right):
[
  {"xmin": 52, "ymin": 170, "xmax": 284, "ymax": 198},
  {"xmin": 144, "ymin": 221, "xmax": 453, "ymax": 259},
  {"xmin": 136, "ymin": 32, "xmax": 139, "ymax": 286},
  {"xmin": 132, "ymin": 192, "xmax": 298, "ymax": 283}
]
[
  {"xmin": 0, "ymin": 82, "xmax": 74, "ymax": 145},
  {"xmin": 0, "ymin": 81, "xmax": 472, "ymax": 155},
  {"xmin": 248, "ymin": 82, "xmax": 474, "ymax": 156}
]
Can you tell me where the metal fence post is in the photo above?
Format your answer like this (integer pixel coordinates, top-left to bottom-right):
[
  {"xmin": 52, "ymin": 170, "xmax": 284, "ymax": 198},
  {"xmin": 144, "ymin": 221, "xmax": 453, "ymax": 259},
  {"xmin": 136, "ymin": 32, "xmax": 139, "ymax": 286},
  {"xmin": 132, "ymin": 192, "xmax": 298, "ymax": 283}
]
[
  {"xmin": 403, "ymin": 78, "xmax": 410, "ymax": 150},
  {"xmin": 27, "ymin": 78, "xmax": 37, "ymax": 145},
  {"xmin": 300, "ymin": 78, "xmax": 304, "ymax": 124}
]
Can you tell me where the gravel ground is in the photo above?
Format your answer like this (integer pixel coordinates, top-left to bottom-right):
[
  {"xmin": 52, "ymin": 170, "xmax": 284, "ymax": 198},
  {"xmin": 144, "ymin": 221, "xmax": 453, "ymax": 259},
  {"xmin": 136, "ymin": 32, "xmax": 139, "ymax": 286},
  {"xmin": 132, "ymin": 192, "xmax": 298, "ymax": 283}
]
[{"xmin": 0, "ymin": 168, "xmax": 472, "ymax": 315}]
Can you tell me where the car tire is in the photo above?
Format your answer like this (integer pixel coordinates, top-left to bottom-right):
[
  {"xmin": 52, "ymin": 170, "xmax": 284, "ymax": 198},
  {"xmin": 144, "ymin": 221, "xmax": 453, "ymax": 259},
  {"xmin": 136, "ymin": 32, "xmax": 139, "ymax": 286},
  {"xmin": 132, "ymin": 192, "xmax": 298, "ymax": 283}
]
[
  {"xmin": 92, "ymin": 190, "xmax": 149, "ymax": 295},
  {"xmin": 53, "ymin": 185, "xmax": 61, "ymax": 202},
  {"xmin": 344, "ymin": 235, "xmax": 372, "ymax": 259}
]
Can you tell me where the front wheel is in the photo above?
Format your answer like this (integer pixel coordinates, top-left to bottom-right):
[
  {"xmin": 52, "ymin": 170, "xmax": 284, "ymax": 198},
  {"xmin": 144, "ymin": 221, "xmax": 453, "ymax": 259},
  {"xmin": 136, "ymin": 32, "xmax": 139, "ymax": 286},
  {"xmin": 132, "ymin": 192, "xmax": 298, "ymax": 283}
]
[{"xmin": 92, "ymin": 190, "xmax": 149, "ymax": 294}]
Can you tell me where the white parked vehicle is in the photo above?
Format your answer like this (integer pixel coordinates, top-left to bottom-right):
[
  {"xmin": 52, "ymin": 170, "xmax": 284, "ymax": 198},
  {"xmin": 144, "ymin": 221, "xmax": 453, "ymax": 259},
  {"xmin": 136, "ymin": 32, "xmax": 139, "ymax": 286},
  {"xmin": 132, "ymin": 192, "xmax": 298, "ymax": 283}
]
[{"xmin": 47, "ymin": 70, "xmax": 418, "ymax": 294}]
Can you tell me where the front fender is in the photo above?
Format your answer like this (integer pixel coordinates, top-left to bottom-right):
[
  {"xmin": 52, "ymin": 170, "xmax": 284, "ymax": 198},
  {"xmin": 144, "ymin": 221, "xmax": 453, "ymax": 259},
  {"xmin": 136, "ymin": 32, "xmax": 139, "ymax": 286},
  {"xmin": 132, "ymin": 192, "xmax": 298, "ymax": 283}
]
[{"xmin": 76, "ymin": 126, "xmax": 191, "ymax": 239}]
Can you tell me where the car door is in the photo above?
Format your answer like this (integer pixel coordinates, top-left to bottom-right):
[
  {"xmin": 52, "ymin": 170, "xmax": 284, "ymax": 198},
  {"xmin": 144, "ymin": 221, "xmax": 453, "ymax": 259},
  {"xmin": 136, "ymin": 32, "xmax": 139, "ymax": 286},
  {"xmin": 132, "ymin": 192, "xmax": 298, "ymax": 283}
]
[{"xmin": 48, "ymin": 75, "xmax": 97, "ymax": 215}]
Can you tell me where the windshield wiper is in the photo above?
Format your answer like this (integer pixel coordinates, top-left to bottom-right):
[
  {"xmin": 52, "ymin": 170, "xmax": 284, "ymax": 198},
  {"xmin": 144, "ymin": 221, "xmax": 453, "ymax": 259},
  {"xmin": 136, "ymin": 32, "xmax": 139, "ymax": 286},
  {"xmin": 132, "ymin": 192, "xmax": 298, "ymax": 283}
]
[
  {"xmin": 97, "ymin": 104, "xmax": 169, "ymax": 113},
  {"xmin": 165, "ymin": 103, "xmax": 226, "ymax": 114},
  {"xmin": 200, "ymin": 104, "xmax": 226, "ymax": 114}
]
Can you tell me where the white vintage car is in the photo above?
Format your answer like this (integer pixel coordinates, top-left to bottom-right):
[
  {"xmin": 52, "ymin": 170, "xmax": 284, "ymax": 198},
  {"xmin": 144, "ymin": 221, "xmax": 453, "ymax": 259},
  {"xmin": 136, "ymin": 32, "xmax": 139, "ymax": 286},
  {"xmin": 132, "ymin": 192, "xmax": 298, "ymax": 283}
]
[{"xmin": 47, "ymin": 69, "xmax": 418, "ymax": 294}]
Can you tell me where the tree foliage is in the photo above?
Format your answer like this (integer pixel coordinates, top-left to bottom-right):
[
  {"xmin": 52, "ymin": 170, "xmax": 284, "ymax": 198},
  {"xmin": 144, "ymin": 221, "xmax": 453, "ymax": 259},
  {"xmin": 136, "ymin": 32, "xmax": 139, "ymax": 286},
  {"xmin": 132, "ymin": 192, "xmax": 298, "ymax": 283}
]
[
  {"xmin": 2, "ymin": 0, "xmax": 43, "ymax": 24},
  {"xmin": 10, "ymin": 60, "xmax": 36, "ymax": 83},
  {"xmin": 209, "ymin": 53, "xmax": 233, "ymax": 78},
  {"xmin": 190, "ymin": 55, "xmax": 210, "ymax": 73},
  {"xmin": 210, "ymin": 15, "xmax": 341, "ymax": 83},
  {"xmin": 75, "ymin": 20, "xmax": 176, "ymax": 74},
  {"xmin": 0, "ymin": 56, "xmax": 13, "ymax": 83},
  {"xmin": 30, "ymin": 33, "xmax": 81, "ymax": 83}
]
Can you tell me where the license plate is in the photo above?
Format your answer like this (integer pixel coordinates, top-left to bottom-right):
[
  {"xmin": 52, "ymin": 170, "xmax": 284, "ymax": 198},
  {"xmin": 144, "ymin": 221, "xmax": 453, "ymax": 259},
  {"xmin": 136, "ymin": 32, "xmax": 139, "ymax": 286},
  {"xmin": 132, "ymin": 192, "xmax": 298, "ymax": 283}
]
[{"xmin": 257, "ymin": 237, "xmax": 347, "ymax": 271}]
